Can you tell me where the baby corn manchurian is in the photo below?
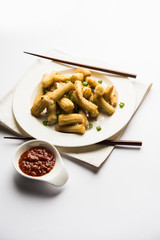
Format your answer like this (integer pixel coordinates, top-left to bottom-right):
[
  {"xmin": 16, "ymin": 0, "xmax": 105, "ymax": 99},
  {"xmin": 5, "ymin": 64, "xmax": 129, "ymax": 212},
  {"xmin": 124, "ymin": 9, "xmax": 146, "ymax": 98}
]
[
  {"xmin": 49, "ymin": 82, "xmax": 57, "ymax": 91},
  {"xmin": 89, "ymin": 92, "xmax": 94, "ymax": 102},
  {"xmin": 71, "ymin": 91, "xmax": 99, "ymax": 118},
  {"xmin": 31, "ymin": 95, "xmax": 47, "ymax": 117},
  {"xmin": 58, "ymin": 114, "xmax": 84, "ymax": 126},
  {"xmin": 94, "ymin": 95, "xmax": 115, "ymax": 115},
  {"xmin": 82, "ymin": 87, "xmax": 92, "ymax": 99},
  {"xmin": 103, "ymin": 86, "xmax": 114, "ymax": 102},
  {"xmin": 41, "ymin": 71, "xmax": 60, "ymax": 88},
  {"xmin": 57, "ymin": 97, "xmax": 74, "ymax": 113},
  {"xmin": 50, "ymin": 75, "xmax": 69, "ymax": 83},
  {"xmin": 95, "ymin": 84, "xmax": 105, "ymax": 96},
  {"xmin": 32, "ymin": 82, "xmax": 44, "ymax": 107},
  {"xmin": 69, "ymin": 73, "xmax": 84, "ymax": 82},
  {"xmin": 109, "ymin": 87, "xmax": 118, "ymax": 107},
  {"xmin": 74, "ymin": 80, "xmax": 98, "ymax": 118},
  {"xmin": 75, "ymin": 80, "xmax": 83, "ymax": 99},
  {"xmin": 31, "ymin": 67, "xmax": 117, "ymax": 135},
  {"xmin": 49, "ymin": 82, "xmax": 75, "ymax": 101},
  {"xmin": 31, "ymin": 74, "xmax": 55, "ymax": 117},
  {"xmin": 85, "ymin": 76, "xmax": 98, "ymax": 88},
  {"xmin": 55, "ymin": 124, "xmax": 86, "ymax": 134},
  {"xmin": 47, "ymin": 103, "xmax": 57, "ymax": 125},
  {"xmin": 78, "ymin": 109, "xmax": 88, "ymax": 127},
  {"xmin": 44, "ymin": 96, "xmax": 57, "ymax": 125},
  {"xmin": 75, "ymin": 67, "xmax": 91, "ymax": 77}
]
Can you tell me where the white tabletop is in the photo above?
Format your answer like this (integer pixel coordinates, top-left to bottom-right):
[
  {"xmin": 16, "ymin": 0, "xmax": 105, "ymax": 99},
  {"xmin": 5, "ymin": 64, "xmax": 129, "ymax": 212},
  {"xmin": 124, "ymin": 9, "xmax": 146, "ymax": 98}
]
[{"xmin": 1, "ymin": 1, "xmax": 160, "ymax": 239}]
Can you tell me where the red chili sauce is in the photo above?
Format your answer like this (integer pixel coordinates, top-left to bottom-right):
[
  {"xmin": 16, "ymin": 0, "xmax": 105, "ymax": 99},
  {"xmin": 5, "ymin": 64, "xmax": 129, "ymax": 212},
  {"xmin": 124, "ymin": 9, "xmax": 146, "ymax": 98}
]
[{"xmin": 19, "ymin": 147, "xmax": 56, "ymax": 177}]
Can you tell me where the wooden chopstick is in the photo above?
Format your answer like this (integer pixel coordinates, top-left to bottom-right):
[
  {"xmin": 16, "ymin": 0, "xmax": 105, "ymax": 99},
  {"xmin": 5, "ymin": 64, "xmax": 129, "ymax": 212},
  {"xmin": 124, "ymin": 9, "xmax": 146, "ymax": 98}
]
[
  {"xmin": 98, "ymin": 140, "xmax": 142, "ymax": 146},
  {"xmin": 4, "ymin": 136, "xmax": 34, "ymax": 140},
  {"xmin": 4, "ymin": 136, "xmax": 142, "ymax": 147},
  {"xmin": 23, "ymin": 51, "xmax": 137, "ymax": 79}
]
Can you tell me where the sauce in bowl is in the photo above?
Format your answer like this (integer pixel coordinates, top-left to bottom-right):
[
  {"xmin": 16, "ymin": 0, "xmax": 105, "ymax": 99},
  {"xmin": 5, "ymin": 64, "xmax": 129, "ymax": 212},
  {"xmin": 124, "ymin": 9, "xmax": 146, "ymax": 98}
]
[{"xmin": 19, "ymin": 147, "xmax": 56, "ymax": 177}]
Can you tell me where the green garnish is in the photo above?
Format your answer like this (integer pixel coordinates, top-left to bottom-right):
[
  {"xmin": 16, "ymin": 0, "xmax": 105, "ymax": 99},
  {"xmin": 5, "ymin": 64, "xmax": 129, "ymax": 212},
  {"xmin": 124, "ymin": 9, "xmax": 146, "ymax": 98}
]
[
  {"xmin": 70, "ymin": 96, "xmax": 75, "ymax": 102},
  {"xmin": 82, "ymin": 81, "xmax": 88, "ymax": 86},
  {"xmin": 65, "ymin": 80, "xmax": 69, "ymax": 83},
  {"xmin": 89, "ymin": 123, "xmax": 93, "ymax": 129},
  {"xmin": 96, "ymin": 126, "xmax": 101, "ymax": 131},
  {"xmin": 56, "ymin": 111, "xmax": 62, "ymax": 116},
  {"xmin": 119, "ymin": 102, "xmax": 125, "ymax": 108},
  {"xmin": 44, "ymin": 89, "xmax": 49, "ymax": 93},
  {"xmin": 91, "ymin": 87, "xmax": 95, "ymax": 92},
  {"xmin": 98, "ymin": 80, "xmax": 103, "ymax": 84},
  {"xmin": 74, "ymin": 104, "xmax": 79, "ymax": 112},
  {"xmin": 91, "ymin": 99, "xmax": 94, "ymax": 104},
  {"xmin": 66, "ymin": 92, "xmax": 70, "ymax": 98},
  {"xmin": 43, "ymin": 120, "xmax": 49, "ymax": 126}
]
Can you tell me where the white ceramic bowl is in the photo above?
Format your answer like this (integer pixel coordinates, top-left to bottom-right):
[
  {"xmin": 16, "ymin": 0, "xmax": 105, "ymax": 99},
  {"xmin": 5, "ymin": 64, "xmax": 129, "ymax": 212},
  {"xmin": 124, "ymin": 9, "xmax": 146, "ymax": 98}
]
[{"xmin": 13, "ymin": 140, "xmax": 69, "ymax": 187}]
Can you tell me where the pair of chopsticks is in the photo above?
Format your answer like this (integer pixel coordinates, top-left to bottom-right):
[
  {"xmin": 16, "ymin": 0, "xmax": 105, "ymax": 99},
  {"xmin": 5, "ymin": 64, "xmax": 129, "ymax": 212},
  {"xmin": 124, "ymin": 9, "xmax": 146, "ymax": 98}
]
[
  {"xmin": 23, "ymin": 51, "xmax": 137, "ymax": 79},
  {"xmin": 4, "ymin": 137, "xmax": 142, "ymax": 147}
]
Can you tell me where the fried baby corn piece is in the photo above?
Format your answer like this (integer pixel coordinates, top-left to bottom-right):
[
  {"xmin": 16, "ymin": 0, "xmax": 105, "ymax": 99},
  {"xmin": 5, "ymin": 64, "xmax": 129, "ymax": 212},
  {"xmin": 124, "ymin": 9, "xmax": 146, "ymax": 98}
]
[
  {"xmin": 41, "ymin": 71, "xmax": 60, "ymax": 88},
  {"xmin": 71, "ymin": 91, "xmax": 99, "ymax": 118},
  {"xmin": 95, "ymin": 84, "xmax": 105, "ymax": 96},
  {"xmin": 81, "ymin": 97, "xmax": 99, "ymax": 118},
  {"xmin": 76, "ymin": 67, "xmax": 91, "ymax": 77},
  {"xmin": 44, "ymin": 84, "xmax": 57, "ymax": 124},
  {"xmin": 57, "ymin": 97, "xmax": 74, "ymax": 113},
  {"xmin": 55, "ymin": 124, "xmax": 86, "ymax": 134},
  {"xmin": 50, "ymin": 82, "xmax": 57, "ymax": 91},
  {"xmin": 79, "ymin": 109, "xmax": 88, "ymax": 127},
  {"xmin": 75, "ymin": 80, "xmax": 83, "ymax": 99},
  {"xmin": 94, "ymin": 95, "xmax": 115, "ymax": 115},
  {"xmin": 44, "ymin": 97, "xmax": 57, "ymax": 125},
  {"xmin": 83, "ymin": 87, "xmax": 92, "ymax": 99},
  {"xmin": 109, "ymin": 87, "xmax": 118, "ymax": 107},
  {"xmin": 69, "ymin": 73, "xmax": 84, "ymax": 82},
  {"xmin": 50, "ymin": 75, "xmax": 70, "ymax": 83},
  {"xmin": 74, "ymin": 80, "xmax": 98, "ymax": 118},
  {"xmin": 89, "ymin": 92, "xmax": 94, "ymax": 102},
  {"xmin": 31, "ymin": 95, "xmax": 47, "ymax": 117},
  {"xmin": 58, "ymin": 113, "xmax": 84, "ymax": 126},
  {"xmin": 49, "ymin": 82, "xmax": 75, "ymax": 102},
  {"xmin": 31, "ymin": 74, "xmax": 52, "ymax": 117},
  {"xmin": 32, "ymin": 82, "xmax": 44, "ymax": 107},
  {"xmin": 103, "ymin": 86, "xmax": 114, "ymax": 101},
  {"xmin": 47, "ymin": 103, "xmax": 57, "ymax": 124},
  {"xmin": 85, "ymin": 76, "xmax": 98, "ymax": 88}
]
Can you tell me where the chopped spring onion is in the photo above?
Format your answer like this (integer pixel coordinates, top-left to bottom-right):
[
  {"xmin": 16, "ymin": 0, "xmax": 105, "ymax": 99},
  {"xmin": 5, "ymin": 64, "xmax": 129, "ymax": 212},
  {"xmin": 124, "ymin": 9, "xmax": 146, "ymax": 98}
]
[
  {"xmin": 44, "ymin": 90, "xmax": 49, "ymax": 93},
  {"xmin": 82, "ymin": 82, "xmax": 88, "ymax": 86},
  {"xmin": 89, "ymin": 123, "xmax": 93, "ymax": 129},
  {"xmin": 119, "ymin": 102, "xmax": 125, "ymax": 108},
  {"xmin": 43, "ymin": 120, "xmax": 49, "ymax": 126},
  {"xmin": 96, "ymin": 126, "xmax": 101, "ymax": 131},
  {"xmin": 56, "ymin": 111, "xmax": 62, "ymax": 116},
  {"xmin": 70, "ymin": 96, "xmax": 75, "ymax": 102},
  {"xmin": 98, "ymin": 80, "xmax": 102, "ymax": 84}
]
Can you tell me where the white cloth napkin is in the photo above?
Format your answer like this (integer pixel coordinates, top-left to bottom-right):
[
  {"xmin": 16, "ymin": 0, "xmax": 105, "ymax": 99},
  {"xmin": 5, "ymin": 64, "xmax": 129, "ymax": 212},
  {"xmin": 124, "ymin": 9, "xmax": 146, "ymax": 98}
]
[{"xmin": 0, "ymin": 49, "xmax": 152, "ymax": 167}]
